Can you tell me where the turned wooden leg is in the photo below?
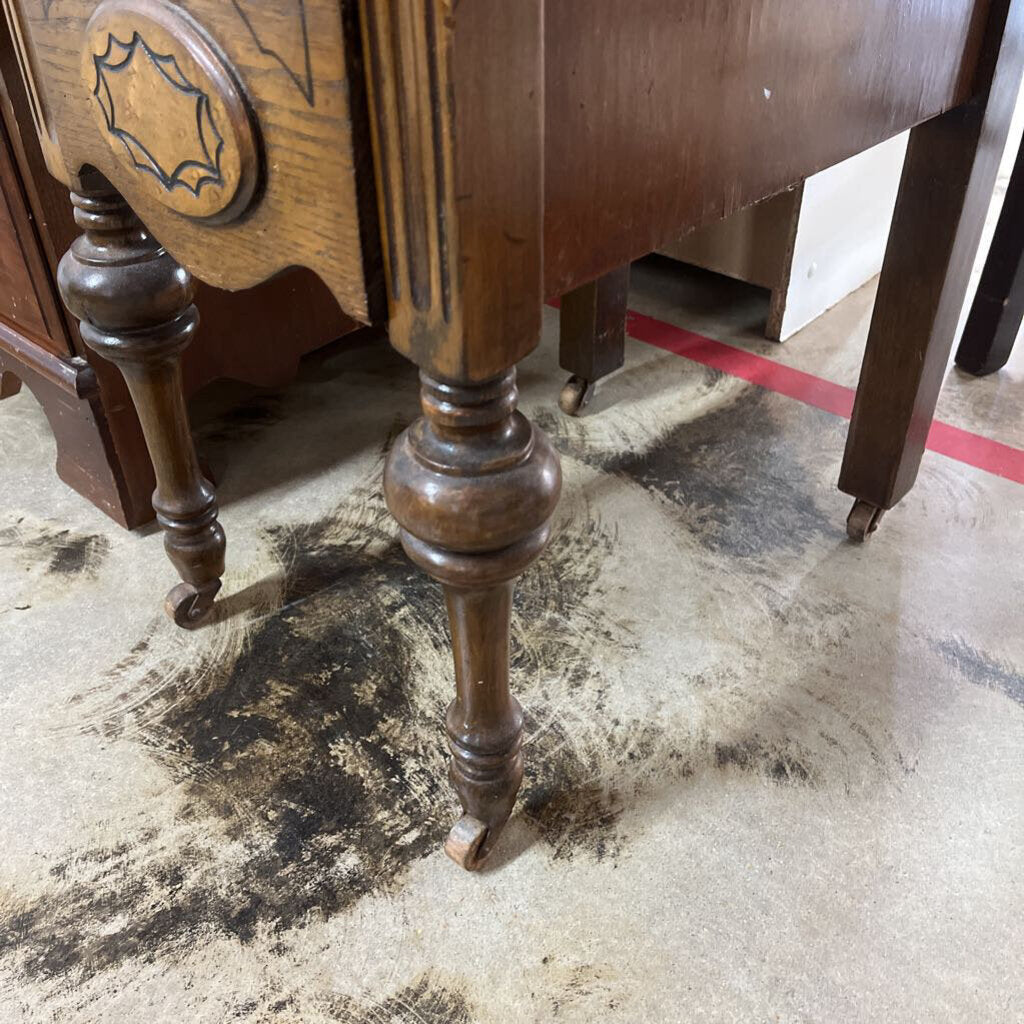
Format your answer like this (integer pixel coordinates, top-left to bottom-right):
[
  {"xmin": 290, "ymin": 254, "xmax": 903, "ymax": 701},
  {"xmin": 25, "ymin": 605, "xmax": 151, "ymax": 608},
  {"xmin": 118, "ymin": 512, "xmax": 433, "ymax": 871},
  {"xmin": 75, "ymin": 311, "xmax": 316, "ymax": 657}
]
[
  {"xmin": 839, "ymin": 24, "xmax": 1021, "ymax": 540},
  {"xmin": 385, "ymin": 372, "xmax": 560, "ymax": 868},
  {"xmin": 56, "ymin": 175, "xmax": 225, "ymax": 626},
  {"xmin": 956, "ymin": 133, "xmax": 1024, "ymax": 377},
  {"xmin": 363, "ymin": 0, "xmax": 552, "ymax": 867},
  {"xmin": 558, "ymin": 265, "xmax": 630, "ymax": 416}
]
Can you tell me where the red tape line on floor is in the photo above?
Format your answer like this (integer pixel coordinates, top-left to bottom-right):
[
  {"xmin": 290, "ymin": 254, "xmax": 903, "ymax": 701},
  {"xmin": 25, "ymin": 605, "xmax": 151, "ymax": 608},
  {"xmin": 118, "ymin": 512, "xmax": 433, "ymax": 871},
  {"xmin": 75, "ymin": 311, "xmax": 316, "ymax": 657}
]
[{"xmin": 622, "ymin": 308, "xmax": 1024, "ymax": 486}]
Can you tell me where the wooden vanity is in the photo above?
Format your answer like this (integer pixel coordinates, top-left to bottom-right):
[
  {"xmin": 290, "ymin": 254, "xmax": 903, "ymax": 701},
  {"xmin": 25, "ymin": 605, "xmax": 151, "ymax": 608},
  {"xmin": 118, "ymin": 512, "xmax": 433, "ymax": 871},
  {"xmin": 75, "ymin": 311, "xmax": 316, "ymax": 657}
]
[{"xmin": 2, "ymin": 0, "xmax": 1019, "ymax": 868}]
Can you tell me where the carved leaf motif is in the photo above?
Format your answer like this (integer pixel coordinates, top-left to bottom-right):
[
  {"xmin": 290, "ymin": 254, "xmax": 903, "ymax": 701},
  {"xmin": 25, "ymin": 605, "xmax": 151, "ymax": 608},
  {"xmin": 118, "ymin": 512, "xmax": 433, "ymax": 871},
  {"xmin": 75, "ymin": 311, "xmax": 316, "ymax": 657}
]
[{"xmin": 92, "ymin": 33, "xmax": 224, "ymax": 196}]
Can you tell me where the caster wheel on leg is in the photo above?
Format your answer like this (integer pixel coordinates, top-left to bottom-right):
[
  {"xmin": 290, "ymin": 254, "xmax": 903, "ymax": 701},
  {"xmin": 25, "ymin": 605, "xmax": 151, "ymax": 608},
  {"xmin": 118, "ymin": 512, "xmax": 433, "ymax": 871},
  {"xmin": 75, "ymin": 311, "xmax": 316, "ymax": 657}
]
[
  {"xmin": 559, "ymin": 375, "xmax": 595, "ymax": 417},
  {"xmin": 846, "ymin": 499, "xmax": 885, "ymax": 542},
  {"xmin": 444, "ymin": 815, "xmax": 490, "ymax": 871},
  {"xmin": 165, "ymin": 579, "xmax": 221, "ymax": 629}
]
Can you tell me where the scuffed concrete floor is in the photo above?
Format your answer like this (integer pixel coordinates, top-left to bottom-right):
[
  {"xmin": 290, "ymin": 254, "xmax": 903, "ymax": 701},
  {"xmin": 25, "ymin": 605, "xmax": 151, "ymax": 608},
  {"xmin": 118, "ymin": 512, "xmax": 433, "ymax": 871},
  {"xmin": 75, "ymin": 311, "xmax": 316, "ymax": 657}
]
[{"xmin": 0, "ymin": 258, "xmax": 1022, "ymax": 1022}]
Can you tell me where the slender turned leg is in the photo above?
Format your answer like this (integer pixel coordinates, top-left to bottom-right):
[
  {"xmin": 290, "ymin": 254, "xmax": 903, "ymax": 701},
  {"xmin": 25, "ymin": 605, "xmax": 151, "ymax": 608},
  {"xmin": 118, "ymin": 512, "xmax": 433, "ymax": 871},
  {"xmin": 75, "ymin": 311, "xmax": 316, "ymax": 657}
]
[
  {"xmin": 558, "ymin": 265, "xmax": 630, "ymax": 416},
  {"xmin": 56, "ymin": 177, "xmax": 225, "ymax": 626},
  {"xmin": 385, "ymin": 372, "xmax": 560, "ymax": 868},
  {"xmin": 956, "ymin": 133, "xmax": 1024, "ymax": 376},
  {"xmin": 839, "ymin": 10, "xmax": 1023, "ymax": 541}
]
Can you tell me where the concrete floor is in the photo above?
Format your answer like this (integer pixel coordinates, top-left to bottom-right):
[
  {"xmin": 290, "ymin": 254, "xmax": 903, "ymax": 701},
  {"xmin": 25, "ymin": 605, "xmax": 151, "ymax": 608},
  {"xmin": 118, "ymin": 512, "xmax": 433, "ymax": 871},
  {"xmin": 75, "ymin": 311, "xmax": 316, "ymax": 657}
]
[{"xmin": 0, "ymin": 258, "xmax": 1022, "ymax": 1021}]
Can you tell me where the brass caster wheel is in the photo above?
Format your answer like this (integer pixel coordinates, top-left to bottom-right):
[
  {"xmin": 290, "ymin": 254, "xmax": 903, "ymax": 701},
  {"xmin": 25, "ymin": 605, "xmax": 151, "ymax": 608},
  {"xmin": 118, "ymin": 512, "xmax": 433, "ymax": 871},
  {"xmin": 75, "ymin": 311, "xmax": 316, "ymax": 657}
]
[
  {"xmin": 444, "ymin": 814, "xmax": 490, "ymax": 871},
  {"xmin": 558, "ymin": 374, "xmax": 595, "ymax": 417},
  {"xmin": 165, "ymin": 579, "xmax": 221, "ymax": 629},
  {"xmin": 846, "ymin": 499, "xmax": 885, "ymax": 542}
]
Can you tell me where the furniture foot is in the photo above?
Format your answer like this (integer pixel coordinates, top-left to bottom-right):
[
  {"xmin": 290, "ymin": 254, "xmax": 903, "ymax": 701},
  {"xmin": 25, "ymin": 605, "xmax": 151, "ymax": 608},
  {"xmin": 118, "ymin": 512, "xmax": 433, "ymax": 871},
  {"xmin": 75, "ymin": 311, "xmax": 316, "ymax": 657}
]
[
  {"xmin": 846, "ymin": 499, "xmax": 885, "ymax": 541},
  {"xmin": 385, "ymin": 371, "xmax": 560, "ymax": 869},
  {"xmin": 558, "ymin": 265, "xmax": 630, "ymax": 416},
  {"xmin": 0, "ymin": 335, "xmax": 143, "ymax": 525},
  {"xmin": 444, "ymin": 815, "xmax": 490, "ymax": 870},
  {"xmin": 955, "ymin": 130, "xmax": 1024, "ymax": 376},
  {"xmin": 56, "ymin": 174, "xmax": 225, "ymax": 627},
  {"xmin": 165, "ymin": 578, "xmax": 222, "ymax": 629},
  {"xmin": 558, "ymin": 374, "xmax": 596, "ymax": 417}
]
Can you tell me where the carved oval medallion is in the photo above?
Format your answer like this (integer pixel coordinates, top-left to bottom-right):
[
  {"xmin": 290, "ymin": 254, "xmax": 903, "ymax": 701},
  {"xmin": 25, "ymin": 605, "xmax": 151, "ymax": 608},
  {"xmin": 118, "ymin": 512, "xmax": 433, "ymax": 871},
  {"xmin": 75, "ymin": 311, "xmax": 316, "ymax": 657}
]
[{"xmin": 83, "ymin": 0, "xmax": 261, "ymax": 222}]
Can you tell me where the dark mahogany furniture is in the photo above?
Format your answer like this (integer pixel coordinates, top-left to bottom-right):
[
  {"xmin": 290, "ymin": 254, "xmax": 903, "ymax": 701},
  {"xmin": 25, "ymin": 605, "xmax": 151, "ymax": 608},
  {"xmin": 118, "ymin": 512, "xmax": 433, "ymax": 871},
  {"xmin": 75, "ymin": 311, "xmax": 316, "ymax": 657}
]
[
  {"xmin": 0, "ymin": 17, "xmax": 356, "ymax": 528},
  {"xmin": 3, "ymin": 0, "xmax": 1021, "ymax": 868},
  {"xmin": 957, "ymin": 128, "xmax": 1024, "ymax": 375}
]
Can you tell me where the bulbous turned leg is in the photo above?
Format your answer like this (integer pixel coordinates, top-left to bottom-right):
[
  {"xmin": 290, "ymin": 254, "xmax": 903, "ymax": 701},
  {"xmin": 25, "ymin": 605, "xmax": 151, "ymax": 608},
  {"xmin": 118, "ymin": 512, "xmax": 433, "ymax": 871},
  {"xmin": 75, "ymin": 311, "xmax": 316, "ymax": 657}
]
[
  {"xmin": 384, "ymin": 371, "xmax": 561, "ymax": 869},
  {"xmin": 56, "ymin": 176, "xmax": 225, "ymax": 628}
]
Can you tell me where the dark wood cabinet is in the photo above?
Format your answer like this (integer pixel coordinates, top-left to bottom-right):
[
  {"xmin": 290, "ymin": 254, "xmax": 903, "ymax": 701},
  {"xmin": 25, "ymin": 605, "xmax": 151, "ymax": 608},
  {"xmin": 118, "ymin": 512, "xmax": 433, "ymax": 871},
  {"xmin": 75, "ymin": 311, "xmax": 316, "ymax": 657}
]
[{"xmin": 0, "ymin": 21, "xmax": 357, "ymax": 528}]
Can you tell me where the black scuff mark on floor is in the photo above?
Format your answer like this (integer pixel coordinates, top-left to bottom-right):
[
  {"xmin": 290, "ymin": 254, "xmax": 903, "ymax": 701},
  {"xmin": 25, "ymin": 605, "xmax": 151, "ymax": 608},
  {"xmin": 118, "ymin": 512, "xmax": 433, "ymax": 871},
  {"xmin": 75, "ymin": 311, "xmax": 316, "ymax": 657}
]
[
  {"xmin": 933, "ymin": 636, "xmax": 1024, "ymax": 707},
  {"xmin": 328, "ymin": 974, "xmax": 477, "ymax": 1024},
  {"xmin": 520, "ymin": 711, "xmax": 674, "ymax": 864},
  {"xmin": 46, "ymin": 532, "xmax": 110, "ymax": 576},
  {"xmin": 0, "ymin": 519, "xmax": 110, "ymax": 578},
  {"xmin": 540, "ymin": 957, "xmax": 620, "ymax": 1019},
  {"xmin": 601, "ymin": 388, "xmax": 838, "ymax": 557},
  {"xmin": 522, "ymin": 710, "xmax": 824, "ymax": 864},
  {"xmin": 192, "ymin": 388, "xmax": 287, "ymax": 448},
  {"xmin": 713, "ymin": 735, "xmax": 813, "ymax": 784},
  {"xmin": 0, "ymin": 480, "xmax": 623, "ymax": 985},
  {"xmin": 537, "ymin": 383, "xmax": 843, "ymax": 558},
  {"xmin": 0, "ymin": 431, "xmax": 884, "ymax": 987}
]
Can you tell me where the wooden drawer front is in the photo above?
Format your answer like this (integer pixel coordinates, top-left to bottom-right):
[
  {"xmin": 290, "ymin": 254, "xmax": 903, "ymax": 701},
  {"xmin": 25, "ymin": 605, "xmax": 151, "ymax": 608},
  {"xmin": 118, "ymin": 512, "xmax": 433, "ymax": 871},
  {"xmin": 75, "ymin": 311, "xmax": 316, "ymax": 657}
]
[{"xmin": 3, "ymin": 0, "xmax": 375, "ymax": 322}]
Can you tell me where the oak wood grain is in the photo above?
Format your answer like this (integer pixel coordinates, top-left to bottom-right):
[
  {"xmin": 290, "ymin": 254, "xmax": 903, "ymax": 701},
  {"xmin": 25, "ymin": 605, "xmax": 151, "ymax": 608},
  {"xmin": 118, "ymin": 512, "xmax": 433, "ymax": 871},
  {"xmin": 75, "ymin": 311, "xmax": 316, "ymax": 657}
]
[{"xmin": 4, "ymin": 0, "xmax": 376, "ymax": 321}]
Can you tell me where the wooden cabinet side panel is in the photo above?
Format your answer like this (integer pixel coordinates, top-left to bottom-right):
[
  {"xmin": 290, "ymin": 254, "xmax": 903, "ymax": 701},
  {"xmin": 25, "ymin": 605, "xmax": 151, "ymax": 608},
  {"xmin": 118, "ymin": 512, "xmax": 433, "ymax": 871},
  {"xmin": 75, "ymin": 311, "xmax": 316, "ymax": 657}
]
[
  {"xmin": 0, "ymin": 171, "xmax": 48, "ymax": 341},
  {"xmin": 5, "ymin": 0, "xmax": 374, "ymax": 320},
  {"xmin": 544, "ymin": 0, "xmax": 994, "ymax": 296}
]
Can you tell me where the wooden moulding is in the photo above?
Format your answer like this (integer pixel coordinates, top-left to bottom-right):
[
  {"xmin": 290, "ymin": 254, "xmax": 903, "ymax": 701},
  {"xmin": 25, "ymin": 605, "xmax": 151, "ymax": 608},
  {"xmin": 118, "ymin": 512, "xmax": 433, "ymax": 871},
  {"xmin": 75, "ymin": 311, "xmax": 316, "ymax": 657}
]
[
  {"xmin": 0, "ymin": 317, "xmax": 96, "ymax": 397},
  {"xmin": 358, "ymin": 0, "xmax": 545, "ymax": 382}
]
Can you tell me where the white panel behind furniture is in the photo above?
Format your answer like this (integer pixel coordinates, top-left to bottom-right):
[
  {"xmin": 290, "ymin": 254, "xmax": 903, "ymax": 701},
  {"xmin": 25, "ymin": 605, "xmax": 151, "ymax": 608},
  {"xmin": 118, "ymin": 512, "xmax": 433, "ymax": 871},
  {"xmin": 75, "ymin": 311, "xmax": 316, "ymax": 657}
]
[{"xmin": 779, "ymin": 133, "xmax": 909, "ymax": 340}]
